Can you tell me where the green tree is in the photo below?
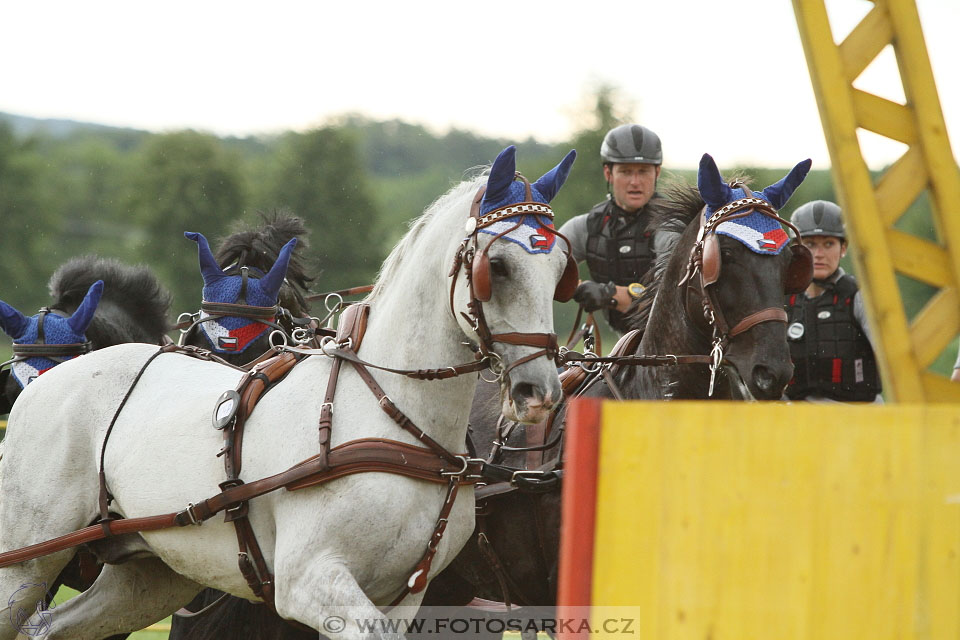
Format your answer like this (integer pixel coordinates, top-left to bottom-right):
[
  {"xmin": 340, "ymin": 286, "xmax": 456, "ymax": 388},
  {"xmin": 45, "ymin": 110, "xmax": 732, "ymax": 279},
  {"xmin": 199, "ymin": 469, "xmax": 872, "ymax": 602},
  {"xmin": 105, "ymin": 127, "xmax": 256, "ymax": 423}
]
[
  {"xmin": 552, "ymin": 84, "xmax": 634, "ymax": 227},
  {"xmin": 263, "ymin": 127, "xmax": 385, "ymax": 290},
  {"xmin": 127, "ymin": 131, "xmax": 246, "ymax": 312},
  {"xmin": 0, "ymin": 123, "xmax": 60, "ymax": 312}
]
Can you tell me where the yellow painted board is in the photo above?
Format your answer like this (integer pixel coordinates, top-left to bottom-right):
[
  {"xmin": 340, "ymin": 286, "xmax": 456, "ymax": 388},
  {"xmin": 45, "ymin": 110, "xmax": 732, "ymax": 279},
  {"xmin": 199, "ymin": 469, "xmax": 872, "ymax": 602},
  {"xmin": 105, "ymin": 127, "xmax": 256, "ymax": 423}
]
[
  {"xmin": 591, "ymin": 401, "xmax": 960, "ymax": 640},
  {"xmin": 874, "ymin": 146, "xmax": 928, "ymax": 227},
  {"xmin": 852, "ymin": 90, "xmax": 917, "ymax": 144},
  {"xmin": 909, "ymin": 287, "xmax": 960, "ymax": 369},
  {"xmin": 887, "ymin": 230, "xmax": 951, "ymax": 289},
  {"xmin": 839, "ymin": 3, "xmax": 892, "ymax": 82}
]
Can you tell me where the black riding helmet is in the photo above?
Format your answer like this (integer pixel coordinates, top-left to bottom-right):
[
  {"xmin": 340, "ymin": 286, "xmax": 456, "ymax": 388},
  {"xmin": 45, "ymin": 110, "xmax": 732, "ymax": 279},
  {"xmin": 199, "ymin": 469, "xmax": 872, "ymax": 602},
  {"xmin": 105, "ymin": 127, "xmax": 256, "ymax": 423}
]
[
  {"xmin": 791, "ymin": 200, "xmax": 845, "ymax": 239},
  {"xmin": 600, "ymin": 124, "xmax": 662, "ymax": 165}
]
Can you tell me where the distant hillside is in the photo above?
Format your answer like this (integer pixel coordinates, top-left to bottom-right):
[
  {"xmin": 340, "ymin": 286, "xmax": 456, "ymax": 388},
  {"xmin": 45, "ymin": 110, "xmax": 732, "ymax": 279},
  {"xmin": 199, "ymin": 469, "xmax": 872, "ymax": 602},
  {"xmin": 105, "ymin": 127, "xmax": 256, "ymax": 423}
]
[
  {"xmin": 0, "ymin": 111, "xmax": 153, "ymax": 152},
  {"xmin": 0, "ymin": 111, "xmax": 147, "ymax": 138}
]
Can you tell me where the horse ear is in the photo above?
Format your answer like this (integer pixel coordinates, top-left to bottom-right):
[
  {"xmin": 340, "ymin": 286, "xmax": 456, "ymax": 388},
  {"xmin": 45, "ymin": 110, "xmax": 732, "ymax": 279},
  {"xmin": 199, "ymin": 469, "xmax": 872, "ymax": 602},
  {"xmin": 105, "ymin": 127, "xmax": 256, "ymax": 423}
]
[
  {"xmin": 185, "ymin": 231, "xmax": 225, "ymax": 284},
  {"xmin": 259, "ymin": 238, "xmax": 298, "ymax": 302},
  {"xmin": 531, "ymin": 149, "xmax": 577, "ymax": 203},
  {"xmin": 760, "ymin": 159, "xmax": 813, "ymax": 210},
  {"xmin": 697, "ymin": 153, "xmax": 733, "ymax": 209},
  {"xmin": 482, "ymin": 145, "xmax": 517, "ymax": 207},
  {"xmin": 66, "ymin": 280, "xmax": 104, "ymax": 335},
  {"xmin": 0, "ymin": 299, "xmax": 29, "ymax": 339}
]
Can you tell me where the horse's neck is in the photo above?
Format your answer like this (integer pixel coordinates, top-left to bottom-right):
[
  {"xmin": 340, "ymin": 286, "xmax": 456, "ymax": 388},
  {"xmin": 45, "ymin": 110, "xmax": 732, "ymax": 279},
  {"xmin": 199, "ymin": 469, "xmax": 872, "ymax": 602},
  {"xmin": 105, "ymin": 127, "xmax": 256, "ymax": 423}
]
[
  {"xmin": 631, "ymin": 261, "xmax": 727, "ymax": 400},
  {"xmin": 357, "ymin": 257, "xmax": 478, "ymax": 453}
]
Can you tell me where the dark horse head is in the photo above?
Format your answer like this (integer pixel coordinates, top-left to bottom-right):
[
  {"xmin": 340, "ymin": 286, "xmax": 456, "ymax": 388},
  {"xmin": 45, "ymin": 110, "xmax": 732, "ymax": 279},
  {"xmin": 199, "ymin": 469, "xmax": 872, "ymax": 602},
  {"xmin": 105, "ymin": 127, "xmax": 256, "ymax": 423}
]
[
  {"xmin": 179, "ymin": 212, "xmax": 315, "ymax": 366},
  {"xmin": 628, "ymin": 153, "xmax": 812, "ymax": 400},
  {"xmin": 0, "ymin": 256, "xmax": 172, "ymax": 412}
]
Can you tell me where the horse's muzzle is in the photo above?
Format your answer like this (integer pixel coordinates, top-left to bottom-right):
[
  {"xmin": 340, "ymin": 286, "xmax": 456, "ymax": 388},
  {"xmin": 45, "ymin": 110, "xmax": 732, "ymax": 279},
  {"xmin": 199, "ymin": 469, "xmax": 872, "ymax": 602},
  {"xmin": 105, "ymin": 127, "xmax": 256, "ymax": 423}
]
[
  {"xmin": 750, "ymin": 361, "xmax": 793, "ymax": 400},
  {"xmin": 506, "ymin": 380, "xmax": 558, "ymax": 424}
]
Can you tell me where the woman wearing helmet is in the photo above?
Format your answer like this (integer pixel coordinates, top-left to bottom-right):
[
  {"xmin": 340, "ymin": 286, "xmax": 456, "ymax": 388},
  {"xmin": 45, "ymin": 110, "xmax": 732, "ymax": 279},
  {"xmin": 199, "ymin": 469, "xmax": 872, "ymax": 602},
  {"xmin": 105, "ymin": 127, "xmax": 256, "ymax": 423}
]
[
  {"xmin": 558, "ymin": 123, "xmax": 679, "ymax": 334},
  {"xmin": 785, "ymin": 200, "xmax": 882, "ymax": 402}
]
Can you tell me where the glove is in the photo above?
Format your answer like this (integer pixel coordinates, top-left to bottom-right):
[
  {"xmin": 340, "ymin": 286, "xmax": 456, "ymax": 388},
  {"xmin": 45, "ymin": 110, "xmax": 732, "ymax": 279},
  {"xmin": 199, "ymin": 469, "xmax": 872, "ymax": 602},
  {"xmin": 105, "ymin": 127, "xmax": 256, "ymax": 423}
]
[{"xmin": 572, "ymin": 280, "xmax": 617, "ymax": 312}]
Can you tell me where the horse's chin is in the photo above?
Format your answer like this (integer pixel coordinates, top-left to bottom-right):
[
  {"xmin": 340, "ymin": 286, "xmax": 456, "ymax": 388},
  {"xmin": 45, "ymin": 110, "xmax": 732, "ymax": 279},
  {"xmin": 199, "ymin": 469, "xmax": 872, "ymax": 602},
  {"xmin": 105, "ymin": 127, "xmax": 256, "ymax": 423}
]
[{"xmin": 723, "ymin": 365, "xmax": 757, "ymax": 401}]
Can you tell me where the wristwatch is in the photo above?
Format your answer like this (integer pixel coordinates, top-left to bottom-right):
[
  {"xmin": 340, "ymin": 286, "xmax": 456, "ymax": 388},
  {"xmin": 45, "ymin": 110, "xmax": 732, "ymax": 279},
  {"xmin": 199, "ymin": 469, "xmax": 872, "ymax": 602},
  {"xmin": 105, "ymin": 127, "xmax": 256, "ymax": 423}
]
[{"xmin": 627, "ymin": 282, "xmax": 646, "ymax": 299}]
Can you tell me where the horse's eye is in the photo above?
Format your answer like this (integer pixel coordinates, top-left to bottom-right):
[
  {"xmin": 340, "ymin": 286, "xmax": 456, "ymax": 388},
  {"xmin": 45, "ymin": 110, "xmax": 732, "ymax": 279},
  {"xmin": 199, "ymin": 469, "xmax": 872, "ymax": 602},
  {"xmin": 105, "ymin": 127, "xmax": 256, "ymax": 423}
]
[{"xmin": 489, "ymin": 257, "xmax": 509, "ymax": 278}]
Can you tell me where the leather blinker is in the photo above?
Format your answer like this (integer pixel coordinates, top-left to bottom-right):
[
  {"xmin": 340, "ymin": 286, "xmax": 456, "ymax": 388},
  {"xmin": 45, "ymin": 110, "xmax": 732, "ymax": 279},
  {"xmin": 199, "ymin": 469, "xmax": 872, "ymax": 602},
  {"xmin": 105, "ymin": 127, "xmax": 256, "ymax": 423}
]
[
  {"xmin": 555, "ymin": 255, "xmax": 579, "ymax": 302},
  {"xmin": 784, "ymin": 243, "xmax": 813, "ymax": 294},
  {"xmin": 701, "ymin": 233, "xmax": 721, "ymax": 286},
  {"xmin": 472, "ymin": 249, "xmax": 492, "ymax": 302}
]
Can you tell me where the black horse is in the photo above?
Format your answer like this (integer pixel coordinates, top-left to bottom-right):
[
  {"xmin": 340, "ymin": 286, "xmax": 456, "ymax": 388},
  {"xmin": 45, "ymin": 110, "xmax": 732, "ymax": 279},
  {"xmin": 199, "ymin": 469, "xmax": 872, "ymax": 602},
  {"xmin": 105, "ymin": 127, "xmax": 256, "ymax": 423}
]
[
  {"xmin": 421, "ymin": 154, "xmax": 814, "ymax": 627},
  {"xmin": 170, "ymin": 212, "xmax": 321, "ymax": 640},
  {"xmin": 0, "ymin": 255, "xmax": 172, "ymax": 413}
]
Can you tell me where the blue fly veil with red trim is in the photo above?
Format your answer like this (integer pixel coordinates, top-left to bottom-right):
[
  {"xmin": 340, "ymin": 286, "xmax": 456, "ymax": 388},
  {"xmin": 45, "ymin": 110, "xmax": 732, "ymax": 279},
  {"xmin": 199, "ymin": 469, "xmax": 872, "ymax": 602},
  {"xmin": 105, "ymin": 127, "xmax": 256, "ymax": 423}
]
[
  {"xmin": 698, "ymin": 153, "xmax": 812, "ymax": 255},
  {"xmin": 476, "ymin": 145, "xmax": 576, "ymax": 254},
  {"xmin": 185, "ymin": 231, "xmax": 297, "ymax": 354}
]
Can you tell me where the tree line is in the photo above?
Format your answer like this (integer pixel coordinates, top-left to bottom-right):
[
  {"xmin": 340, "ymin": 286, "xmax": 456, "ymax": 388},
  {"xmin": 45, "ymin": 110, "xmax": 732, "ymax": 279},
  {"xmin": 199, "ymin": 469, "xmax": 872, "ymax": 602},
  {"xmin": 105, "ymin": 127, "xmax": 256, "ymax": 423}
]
[{"xmin": 1, "ymin": 90, "xmax": 947, "ymax": 370}]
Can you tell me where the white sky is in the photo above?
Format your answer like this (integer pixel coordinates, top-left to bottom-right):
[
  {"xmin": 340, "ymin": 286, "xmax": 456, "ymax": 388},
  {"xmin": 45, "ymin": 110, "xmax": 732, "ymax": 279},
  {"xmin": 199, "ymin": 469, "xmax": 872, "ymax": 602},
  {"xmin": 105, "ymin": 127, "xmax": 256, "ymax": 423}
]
[{"xmin": 1, "ymin": 0, "xmax": 956, "ymax": 169}]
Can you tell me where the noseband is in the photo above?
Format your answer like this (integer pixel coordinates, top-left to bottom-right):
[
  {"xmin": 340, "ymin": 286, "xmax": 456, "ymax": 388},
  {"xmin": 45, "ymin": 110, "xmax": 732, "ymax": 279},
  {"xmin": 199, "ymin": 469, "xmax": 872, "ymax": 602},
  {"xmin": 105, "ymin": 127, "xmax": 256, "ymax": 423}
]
[
  {"xmin": 447, "ymin": 177, "xmax": 578, "ymax": 380},
  {"xmin": 678, "ymin": 182, "xmax": 812, "ymax": 393}
]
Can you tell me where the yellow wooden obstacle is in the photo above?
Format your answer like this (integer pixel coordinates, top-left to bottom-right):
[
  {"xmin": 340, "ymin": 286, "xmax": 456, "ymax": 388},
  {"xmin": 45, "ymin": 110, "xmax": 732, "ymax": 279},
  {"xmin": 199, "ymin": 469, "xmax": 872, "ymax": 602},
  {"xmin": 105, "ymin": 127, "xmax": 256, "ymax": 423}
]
[{"xmin": 561, "ymin": 400, "xmax": 960, "ymax": 640}]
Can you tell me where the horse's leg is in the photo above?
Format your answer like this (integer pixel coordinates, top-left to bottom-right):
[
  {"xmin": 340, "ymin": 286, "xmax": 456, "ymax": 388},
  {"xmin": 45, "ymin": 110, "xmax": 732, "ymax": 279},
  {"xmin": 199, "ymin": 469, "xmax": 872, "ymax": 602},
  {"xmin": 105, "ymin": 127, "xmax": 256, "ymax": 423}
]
[
  {"xmin": 43, "ymin": 558, "xmax": 201, "ymax": 640},
  {"xmin": 273, "ymin": 554, "xmax": 409, "ymax": 639},
  {"xmin": 0, "ymin": 552, "xmax": 75, "ymax": 640}
]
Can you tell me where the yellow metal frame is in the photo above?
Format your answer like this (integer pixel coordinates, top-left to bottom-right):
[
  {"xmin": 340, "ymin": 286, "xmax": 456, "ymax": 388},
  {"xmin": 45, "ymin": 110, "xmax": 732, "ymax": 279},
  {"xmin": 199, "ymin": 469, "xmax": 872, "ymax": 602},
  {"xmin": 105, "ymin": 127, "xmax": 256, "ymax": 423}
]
[{"xmin": 792, "ymin": 0, "xmax": 960, "ymax": 402}]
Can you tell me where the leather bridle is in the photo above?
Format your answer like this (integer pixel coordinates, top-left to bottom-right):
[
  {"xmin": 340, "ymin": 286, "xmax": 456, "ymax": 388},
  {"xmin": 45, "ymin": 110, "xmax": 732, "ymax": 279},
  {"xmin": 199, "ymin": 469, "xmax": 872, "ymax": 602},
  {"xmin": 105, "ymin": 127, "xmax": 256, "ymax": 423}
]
[
  {"xmin": 678, "ymin": 183, "xmax": 812, "ymax": 393},
  {"xmin": 447, "ymin": 178, "xmax": 578, "ymax": 380}
]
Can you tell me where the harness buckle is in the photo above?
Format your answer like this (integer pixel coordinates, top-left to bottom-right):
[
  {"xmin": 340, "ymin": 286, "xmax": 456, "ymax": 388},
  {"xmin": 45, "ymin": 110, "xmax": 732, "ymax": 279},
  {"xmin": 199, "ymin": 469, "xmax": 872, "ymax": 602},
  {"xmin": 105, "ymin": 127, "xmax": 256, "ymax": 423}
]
[
  {"xmin": 185, "ymin": 503, "xmax": 203, "ymax": 526},
  {"xmin": 441, "ymin": 455, "xmax": 469, "ymax": 477}
]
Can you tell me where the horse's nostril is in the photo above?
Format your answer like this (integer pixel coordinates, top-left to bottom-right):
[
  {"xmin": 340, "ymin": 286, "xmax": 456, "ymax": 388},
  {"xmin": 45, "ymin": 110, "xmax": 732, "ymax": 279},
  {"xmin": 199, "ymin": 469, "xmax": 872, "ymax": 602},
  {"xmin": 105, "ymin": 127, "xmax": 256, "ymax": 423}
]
[
  {"xmin": 511, "ymin": 382, "xmax": 538, "ymax": 406},
  {"xmin": 753, "ymin": 365, "xmax": 776, "ymax": 392}
]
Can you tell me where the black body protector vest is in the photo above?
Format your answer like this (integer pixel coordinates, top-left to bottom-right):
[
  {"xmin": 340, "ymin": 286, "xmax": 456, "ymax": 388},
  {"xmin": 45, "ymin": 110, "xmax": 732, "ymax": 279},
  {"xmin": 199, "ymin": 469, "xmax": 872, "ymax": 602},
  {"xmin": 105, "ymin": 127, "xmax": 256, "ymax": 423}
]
[
  {"xmin": 584, "ymin": 198, "xmax": 656, "ymax": 333},
  {"xmin": 584, "ymin": 199, "xmax": 655, "ymax": 286},
  {"xmin": 785, "ymin": 274, "xmax": 881, "ymax": 401}
]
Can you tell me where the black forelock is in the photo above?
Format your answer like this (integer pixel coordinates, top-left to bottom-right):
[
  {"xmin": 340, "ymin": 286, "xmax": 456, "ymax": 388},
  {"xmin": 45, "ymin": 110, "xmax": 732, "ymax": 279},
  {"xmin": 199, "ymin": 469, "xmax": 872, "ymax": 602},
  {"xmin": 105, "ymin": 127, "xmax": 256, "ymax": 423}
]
[
  {"xmin": 213, "ymin": 210, "xmax": 316, "ymax": 314},
  {"xmin": 47, "ymin": 255, "xmax": 173, "ymax": 341}
]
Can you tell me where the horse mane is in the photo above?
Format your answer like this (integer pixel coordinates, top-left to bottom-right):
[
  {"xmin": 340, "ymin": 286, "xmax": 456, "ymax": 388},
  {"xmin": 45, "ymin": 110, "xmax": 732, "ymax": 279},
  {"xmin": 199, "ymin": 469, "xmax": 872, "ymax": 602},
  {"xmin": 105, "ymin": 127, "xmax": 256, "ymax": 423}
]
[
  {"xmin": 368, "ymin": 172, "xmax": 486, "ymax": 302},
  {"xmin": 214, "ymin": 210, "xmax": 316, "ymax": 314},
  {"xmin": 47, "ymin": 256, "xmax": 173, "ymax": 341},
  {"xmin": 623, "ymin": 173, "xmax": 751, "ymax": 332}
]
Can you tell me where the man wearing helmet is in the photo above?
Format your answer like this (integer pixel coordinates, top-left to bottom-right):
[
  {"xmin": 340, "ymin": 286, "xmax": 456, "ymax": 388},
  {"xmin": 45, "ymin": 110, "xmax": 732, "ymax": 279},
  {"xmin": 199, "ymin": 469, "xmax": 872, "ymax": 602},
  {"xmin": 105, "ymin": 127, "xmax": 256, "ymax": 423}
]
[
  {"xmin": 558, "ymin": 123, "xmax": 675, "ymax": 333},
  {"xmin": 784, "ymin": 200, "xmax": 882, "ymax": 402}
]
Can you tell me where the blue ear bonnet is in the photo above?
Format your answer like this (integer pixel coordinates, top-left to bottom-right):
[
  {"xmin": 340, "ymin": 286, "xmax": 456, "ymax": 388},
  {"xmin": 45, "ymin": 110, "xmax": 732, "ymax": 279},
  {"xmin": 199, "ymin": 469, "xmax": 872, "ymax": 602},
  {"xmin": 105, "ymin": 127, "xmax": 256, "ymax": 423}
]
[
  {"xmin": 479, "ymin": 145, "xmax": 577, "ymax": 215},
  {"xmin": 185, "ymin": 231, "xmax": 296, "ymax": 308},
  {"xmin": 185, "ymin": 231, "xmax": 297, "ymax": 354},
  {"xmin": 697, "ymin": 153, "xmax": 812, "ymax": 255},
  {"xmin": 200, "ymin": 269, "xmax": 275, "ymax": 308},
  {"xmin": 0, "ymin": 280, "xmax": 103, "ymax": 388}
]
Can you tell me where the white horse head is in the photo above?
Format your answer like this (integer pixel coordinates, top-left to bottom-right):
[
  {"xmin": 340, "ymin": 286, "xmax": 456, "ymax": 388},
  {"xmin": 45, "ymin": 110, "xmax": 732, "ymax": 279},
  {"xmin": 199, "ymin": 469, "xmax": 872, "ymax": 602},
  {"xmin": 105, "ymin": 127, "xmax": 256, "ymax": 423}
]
[{"xmin": 0, "ymin": 145, "xmax": 577, "ymax": 638}]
